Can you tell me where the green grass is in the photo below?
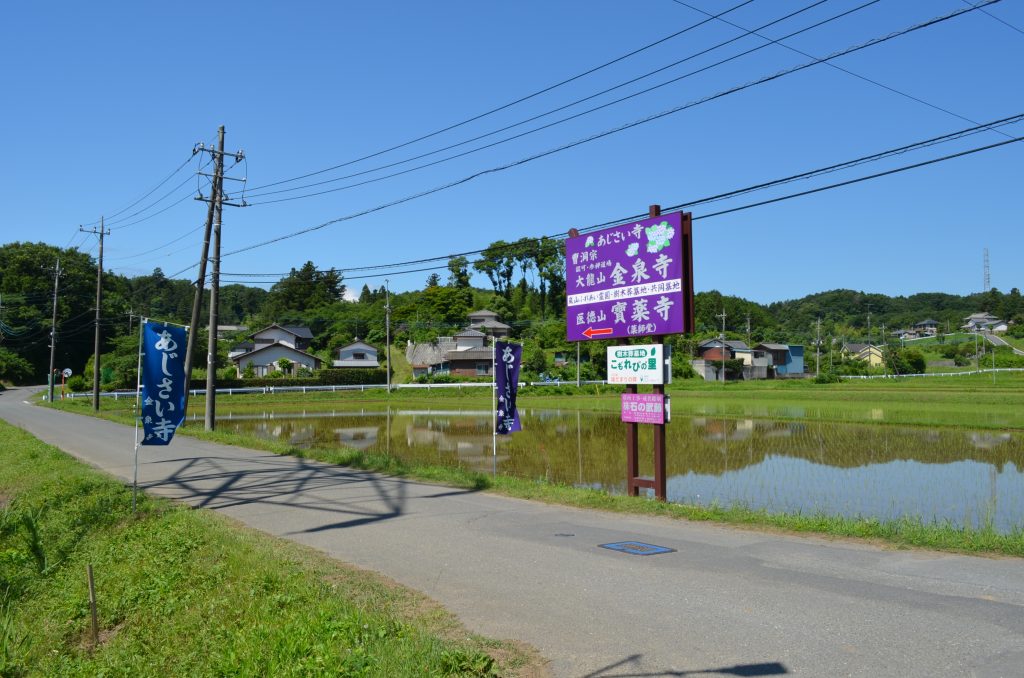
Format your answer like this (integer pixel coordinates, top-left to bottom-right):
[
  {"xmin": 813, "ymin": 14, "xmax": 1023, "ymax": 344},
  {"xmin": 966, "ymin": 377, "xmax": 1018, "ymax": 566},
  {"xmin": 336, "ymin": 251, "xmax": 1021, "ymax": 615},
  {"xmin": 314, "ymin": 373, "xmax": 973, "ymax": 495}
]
[
  {"xmin": 387, "ymin": 345, "xmax": 413, "ymax": 384},
  {"xmin": 0, "ymin": 420, "xmax": 541, "ymax": 677},
  {"xmin": 43, "ymin": 386, "xmax": 1024, "ymax": 558},
  {"xmin": 56, "ymin": 370, "xmax": 1024, "ymax": 430}
]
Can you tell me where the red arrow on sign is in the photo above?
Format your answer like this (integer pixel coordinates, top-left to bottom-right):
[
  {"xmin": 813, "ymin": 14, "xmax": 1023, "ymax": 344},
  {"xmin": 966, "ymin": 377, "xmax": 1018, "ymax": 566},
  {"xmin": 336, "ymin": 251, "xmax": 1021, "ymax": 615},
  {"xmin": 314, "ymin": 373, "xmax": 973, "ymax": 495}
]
[{"xmin": 583, "ymin": 327, "xmax": 613, "ymax": 339}]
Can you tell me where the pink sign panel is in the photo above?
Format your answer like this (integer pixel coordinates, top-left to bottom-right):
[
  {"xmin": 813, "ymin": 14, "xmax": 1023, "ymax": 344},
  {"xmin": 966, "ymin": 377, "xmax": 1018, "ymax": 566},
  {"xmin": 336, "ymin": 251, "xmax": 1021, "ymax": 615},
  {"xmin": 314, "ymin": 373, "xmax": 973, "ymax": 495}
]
[{"xmin": 621, "ymin": 393, "xmax": 665, "ymax": 425}]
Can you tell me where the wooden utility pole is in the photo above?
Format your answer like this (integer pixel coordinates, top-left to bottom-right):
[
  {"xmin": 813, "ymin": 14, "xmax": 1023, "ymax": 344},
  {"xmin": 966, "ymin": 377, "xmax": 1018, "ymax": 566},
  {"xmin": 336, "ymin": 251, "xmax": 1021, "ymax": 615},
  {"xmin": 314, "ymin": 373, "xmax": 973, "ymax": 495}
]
[
  {"xmin": 716, "ymin": 309, "xmax": 727, "ymax": 382},
  {"xmin": 183, "ymin": 127, "xmax": 222, "ymax": 416},
  {"xmin": 192, "ymin": 127, "xmax": 245, "ymax": 432},
  {"xmin": 816, "ymin": 317, "xmax": 821, "ymax": 378},
  {"xmin": 81, "ymin": 219, "xmax": 110, "ymax": 410},
  {"xmin": 385, "ymin": 278, "xmax": 391, "ymax": 392},
  {"xmin": 47, "ymin": 259, "xmax": 61, "ymax": 403}
]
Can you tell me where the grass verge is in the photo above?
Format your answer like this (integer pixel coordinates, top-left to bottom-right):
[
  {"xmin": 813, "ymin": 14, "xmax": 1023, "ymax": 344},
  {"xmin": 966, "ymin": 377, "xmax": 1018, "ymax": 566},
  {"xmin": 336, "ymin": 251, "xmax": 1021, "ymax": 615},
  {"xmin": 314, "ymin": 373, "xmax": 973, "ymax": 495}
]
[
  {"xmin": 40, "ymin": 394, "xmax": 1024, "ymax": 558},
  {"xmin": 0, "ymin": 419, "xmax": 544, "ymax": 677}
]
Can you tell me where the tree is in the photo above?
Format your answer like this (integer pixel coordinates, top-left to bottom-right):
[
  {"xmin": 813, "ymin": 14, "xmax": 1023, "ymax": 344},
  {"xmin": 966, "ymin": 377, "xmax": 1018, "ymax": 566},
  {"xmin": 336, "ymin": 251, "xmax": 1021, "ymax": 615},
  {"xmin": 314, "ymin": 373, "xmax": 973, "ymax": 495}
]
[
  {"xmin": 264, "ymin": 261, "xmax": 345, "ymax": 317},
  {"xmin": 277, "ymin": 357, "xmax": 292, "ymax": 375},
  {"xmin": 446, "ymin": 256, "xmax": 471, "ymax": 289},
  {"xmin": 425, "ymin": 272, "xmax": 441, "ymax": 288},
  {"xmin": 0, "ymin": 347, "xmax": 33, "ymax": 384}
]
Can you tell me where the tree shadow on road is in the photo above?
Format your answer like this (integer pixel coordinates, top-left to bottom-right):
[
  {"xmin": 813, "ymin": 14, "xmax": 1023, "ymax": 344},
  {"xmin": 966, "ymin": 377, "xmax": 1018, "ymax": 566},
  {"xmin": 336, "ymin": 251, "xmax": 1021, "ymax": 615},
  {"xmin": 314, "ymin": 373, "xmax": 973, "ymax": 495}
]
[
  {"xmin": 143, "ymin": 453, "xmax": 480, "ymax": 532},
  {"xmin": 583, "ymin": 653, "xmax": 788, "ymax": 677}
]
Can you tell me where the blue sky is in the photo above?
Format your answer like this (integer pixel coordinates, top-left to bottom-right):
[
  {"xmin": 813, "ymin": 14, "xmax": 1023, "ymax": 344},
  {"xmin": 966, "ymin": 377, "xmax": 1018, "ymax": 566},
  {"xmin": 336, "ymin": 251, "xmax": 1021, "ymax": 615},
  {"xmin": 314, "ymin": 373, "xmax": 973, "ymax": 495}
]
[{"xmin": 2, "ymin": 1, "xmax": 1022, "ymax": 304}]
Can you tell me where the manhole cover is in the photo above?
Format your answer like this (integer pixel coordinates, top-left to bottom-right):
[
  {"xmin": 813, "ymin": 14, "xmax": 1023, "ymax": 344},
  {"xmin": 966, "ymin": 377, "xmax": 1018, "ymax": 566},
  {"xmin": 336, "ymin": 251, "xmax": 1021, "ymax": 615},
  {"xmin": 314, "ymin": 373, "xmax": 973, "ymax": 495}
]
[{"xmin": 599, "ymin": 541, "xmax": 675, "ymax": 556}]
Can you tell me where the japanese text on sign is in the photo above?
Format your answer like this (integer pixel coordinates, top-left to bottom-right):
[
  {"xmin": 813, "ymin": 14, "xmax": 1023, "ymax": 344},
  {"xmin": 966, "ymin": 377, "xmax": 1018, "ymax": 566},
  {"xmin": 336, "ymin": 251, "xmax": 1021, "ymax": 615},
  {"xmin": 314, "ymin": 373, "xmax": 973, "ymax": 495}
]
[
  {"xmin": 140, "ymin": 321, "xmax": 188, "ymax": 446},
  {"xmin": 607, "ymin": 344, "xmax": 665, "ymax": 385},
  {"xmin": 566, "ymin": 212, "xmax": 685, "ymax": 341}
]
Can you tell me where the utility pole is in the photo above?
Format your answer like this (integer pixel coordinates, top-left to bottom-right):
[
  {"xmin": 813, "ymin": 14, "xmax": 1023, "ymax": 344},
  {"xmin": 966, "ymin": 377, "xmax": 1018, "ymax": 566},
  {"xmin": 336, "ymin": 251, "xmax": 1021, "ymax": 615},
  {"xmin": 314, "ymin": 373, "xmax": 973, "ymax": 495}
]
[
  {"xmin": 47, "ymin": 259, "xmax": 61, "ymax": 403},
  {"xmin": 194, "ymin": 126, "xmax": 246, "ymax": 431},
  {"xmin": 880, "ymin": 322, "xmax": 887, "ymax": 376},
  {"xmin": 716, "ymin": 309, "xmax": 727, "ymax": 383},
  {"xmin": 81, "ymin": 219, "xmax": 109, "ymax": 410},
  {"xmin": 867, "ymin": 311, "xmax": 872, "ymax": 345},
  {"xmin": 183, "ymin": 129, "xmax": 221, "ymax": 417},
  {"xmin": 385, "ymin": 278, "xmax": 391, "ymax": 392},
  {"xmin": 746, "ymin": 313, "xmax": 751, "ymax": 348},
  {"xmin": 815, "ymin": 317, "xmax": 821, "ymax": 378}
]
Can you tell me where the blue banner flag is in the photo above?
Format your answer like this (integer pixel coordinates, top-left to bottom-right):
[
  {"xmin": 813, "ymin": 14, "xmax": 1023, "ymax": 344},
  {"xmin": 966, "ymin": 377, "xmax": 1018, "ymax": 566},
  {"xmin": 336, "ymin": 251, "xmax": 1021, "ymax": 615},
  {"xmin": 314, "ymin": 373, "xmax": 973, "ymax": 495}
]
[
  {"xmin": 139, "ymin": 321, "xmax": 188, "ymax": 446},
  {"xmin": 495, "ymin": 340, "xmax": 522, "ymax": 435}
]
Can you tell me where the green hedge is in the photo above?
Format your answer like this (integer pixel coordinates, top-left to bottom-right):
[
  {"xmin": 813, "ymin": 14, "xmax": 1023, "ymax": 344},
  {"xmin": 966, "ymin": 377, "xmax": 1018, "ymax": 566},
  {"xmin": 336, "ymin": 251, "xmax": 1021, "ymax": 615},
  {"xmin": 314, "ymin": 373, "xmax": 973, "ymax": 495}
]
[{"xmin": 189, "ymin": 368, "xmax": 387, "ymax": 390}]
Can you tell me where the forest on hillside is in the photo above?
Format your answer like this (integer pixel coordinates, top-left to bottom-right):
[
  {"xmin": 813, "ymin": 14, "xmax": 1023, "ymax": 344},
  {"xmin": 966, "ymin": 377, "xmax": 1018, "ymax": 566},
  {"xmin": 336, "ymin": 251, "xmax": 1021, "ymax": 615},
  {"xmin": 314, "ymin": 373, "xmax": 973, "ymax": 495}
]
[{"xmin": 1, "ymin": 240, "xmax": 1021, "ymax": 385}]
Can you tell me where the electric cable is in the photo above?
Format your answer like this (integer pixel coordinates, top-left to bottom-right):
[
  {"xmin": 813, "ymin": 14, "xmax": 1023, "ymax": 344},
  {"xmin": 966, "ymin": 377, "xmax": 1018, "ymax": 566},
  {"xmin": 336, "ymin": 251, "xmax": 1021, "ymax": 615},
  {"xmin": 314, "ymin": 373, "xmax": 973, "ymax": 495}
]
[
  {"xmin": 246, "ymin": 0, "xmax": 759, "ymax": 192},
  {"xmin": 241, "ymin": 0, "xmax": 837, "ymax": 202},
  {"xmin": 223, "ymin": 0, "xmax": 1004, "ymax": 256}
]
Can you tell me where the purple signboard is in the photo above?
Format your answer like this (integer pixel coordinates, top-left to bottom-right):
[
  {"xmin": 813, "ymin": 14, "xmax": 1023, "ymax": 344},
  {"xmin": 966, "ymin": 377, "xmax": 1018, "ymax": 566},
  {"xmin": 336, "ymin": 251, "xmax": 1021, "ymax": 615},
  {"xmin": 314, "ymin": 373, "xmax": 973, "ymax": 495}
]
[
  {"xmin": 566, "ymin": 212, "xmax": 686, "ymax": 342},
  {"xmin": 621, "ymin": 393, "xmax": 665, "ymax": 425}
]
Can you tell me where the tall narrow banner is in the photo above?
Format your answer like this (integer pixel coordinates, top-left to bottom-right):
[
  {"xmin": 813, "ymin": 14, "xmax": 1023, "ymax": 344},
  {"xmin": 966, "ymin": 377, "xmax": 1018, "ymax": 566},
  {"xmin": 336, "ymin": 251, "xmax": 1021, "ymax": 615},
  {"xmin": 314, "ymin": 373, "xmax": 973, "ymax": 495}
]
[
  {"xmin": 140, "ymin": 321, "xmax": 188, "ymax": 445},
  {"xmin": 495, "ymin": 341, "xmax": 522, "ymax": 435}
]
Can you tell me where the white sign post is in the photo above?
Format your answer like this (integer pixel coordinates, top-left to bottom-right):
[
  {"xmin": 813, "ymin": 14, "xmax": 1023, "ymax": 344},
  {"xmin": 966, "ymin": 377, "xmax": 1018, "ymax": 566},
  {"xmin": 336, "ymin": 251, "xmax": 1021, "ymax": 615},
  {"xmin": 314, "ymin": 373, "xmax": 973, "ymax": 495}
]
[{"xmin": 607, "ymin": 344, "xmax": 668, "ymax": 385}]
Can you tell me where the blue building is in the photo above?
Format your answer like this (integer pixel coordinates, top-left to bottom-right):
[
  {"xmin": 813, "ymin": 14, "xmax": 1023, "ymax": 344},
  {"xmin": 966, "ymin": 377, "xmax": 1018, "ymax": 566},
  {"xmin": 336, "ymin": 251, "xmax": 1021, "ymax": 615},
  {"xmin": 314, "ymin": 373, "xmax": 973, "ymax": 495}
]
[{"xmin": 755, "ymin": 343, "xmax": 805, "ymax": 376}]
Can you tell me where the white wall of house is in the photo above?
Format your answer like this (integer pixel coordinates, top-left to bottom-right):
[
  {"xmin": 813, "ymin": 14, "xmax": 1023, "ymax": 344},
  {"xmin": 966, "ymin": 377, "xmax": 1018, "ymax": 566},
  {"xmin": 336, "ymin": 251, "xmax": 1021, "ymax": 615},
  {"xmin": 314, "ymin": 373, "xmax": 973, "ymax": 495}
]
[
  {"xmin": 253, "ymin": 327, "xmax": 298, "ymax": 349},
  {"xmin": 455, "ymin": 334, "xmax": 485, "ymax": 350},
  {"xmin": 334, "ymin": 342, "xmax": 380, "ymax": 368},
  {"xmin": 236, "ymin": 345, "xmax": 318, "ymax": 376}
]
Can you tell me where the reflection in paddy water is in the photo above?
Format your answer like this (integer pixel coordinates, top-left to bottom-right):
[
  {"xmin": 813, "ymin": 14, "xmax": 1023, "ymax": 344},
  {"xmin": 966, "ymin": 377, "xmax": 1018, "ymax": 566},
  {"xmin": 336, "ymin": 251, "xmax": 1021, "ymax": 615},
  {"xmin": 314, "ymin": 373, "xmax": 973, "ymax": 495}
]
[{"xmin": 210, "ymin": 408, "xmax": 1024, "ymax": 533}]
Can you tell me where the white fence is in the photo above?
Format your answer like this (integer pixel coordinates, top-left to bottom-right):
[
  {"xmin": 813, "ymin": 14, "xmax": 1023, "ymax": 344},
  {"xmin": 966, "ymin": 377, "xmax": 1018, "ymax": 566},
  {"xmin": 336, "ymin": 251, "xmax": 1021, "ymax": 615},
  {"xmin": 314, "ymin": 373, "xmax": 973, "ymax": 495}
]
[
  {"xmin": 840, "ymin": 368, "xmax": 1024, "ymax": 379},
  {"xmin": 61, "ymin": 380, "xmax": 608, "ymax": 400}
]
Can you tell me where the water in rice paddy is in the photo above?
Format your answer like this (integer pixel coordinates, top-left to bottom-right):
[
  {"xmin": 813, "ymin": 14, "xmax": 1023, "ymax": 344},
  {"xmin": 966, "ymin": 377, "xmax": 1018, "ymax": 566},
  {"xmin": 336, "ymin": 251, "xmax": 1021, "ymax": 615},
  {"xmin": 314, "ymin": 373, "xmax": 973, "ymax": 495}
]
[{"xmin": 209, "ymin": 406, "xmax": 1024, "ymax": 533}]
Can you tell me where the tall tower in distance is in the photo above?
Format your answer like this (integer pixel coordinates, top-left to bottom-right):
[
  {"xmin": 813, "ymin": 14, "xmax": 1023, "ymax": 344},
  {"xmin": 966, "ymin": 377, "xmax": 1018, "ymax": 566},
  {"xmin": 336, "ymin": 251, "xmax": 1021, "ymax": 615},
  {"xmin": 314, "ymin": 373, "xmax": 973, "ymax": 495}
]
[{"xmin": 983, "ymin": 247, "xmax": 990, "ymax": 292}]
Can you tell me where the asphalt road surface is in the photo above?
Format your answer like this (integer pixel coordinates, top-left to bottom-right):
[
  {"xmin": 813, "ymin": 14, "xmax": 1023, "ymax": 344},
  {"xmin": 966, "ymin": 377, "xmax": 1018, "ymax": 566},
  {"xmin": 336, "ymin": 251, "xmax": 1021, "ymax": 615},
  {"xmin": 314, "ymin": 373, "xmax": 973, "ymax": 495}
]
[{"xmin": 2, "ymin": 388, "xmax": 1022, "ymax": 677}]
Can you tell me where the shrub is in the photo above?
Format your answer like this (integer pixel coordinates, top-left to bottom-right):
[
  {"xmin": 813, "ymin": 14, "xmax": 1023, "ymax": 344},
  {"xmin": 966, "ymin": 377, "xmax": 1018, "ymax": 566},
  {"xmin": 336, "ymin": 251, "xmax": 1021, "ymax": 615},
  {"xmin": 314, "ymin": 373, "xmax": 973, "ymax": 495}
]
[{"xmin": 66, "ymin": 375, "xmax": 88, "ymax": 392}]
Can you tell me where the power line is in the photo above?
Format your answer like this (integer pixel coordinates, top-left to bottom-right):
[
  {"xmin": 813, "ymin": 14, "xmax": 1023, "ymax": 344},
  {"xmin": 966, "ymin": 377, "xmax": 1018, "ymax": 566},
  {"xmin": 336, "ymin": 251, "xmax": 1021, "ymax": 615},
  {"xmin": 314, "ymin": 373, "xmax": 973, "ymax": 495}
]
[
  {"xmin": 241, "ymin": 0, "xmax": 837, "ymax": 202},
  {"xmin": 82, "ymin": 151, "xmax": 200, "ymax": 227},
  {"xmin": 222, "ymin": 1, "xmax": 1003, "ymax": 257},
  {"xmin": 960, "ymin": 0, "xmax": 1024, "ymax": 35},
  {"xmin": 671, "ymin": 0, "xmax": 1015, "ymax": 140},
  {"xmin": 246, "ymin": 0, "xmax": 759, "ymax": 193},
  {"xmin": 686, "ymin": 134, "xmax": 1024, "ymax": 220},
  {"xmin": 220, "ymin": 113, "xmax": 1024, "ymax": 279},
  {"xmin": 222, "ymin": 127, "xmax": 1024, "ymax": 286}
]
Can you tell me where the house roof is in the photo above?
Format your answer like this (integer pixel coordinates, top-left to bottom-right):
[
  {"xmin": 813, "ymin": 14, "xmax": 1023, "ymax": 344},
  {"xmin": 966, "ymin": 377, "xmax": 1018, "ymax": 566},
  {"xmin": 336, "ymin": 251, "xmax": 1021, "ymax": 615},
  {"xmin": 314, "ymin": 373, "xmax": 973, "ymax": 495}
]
[
  {"xmin": 231, "ymin": 342, "xmax": 322, "ymax": 364},
  {"xmin": 757, "ymin": 343, "xmax": 790, "ymax": 351},
  {"xmin": 698, "ymin": 339, "xmax": 748, "ymax": 350},
  {"xmin": 842, "ymin": 343, "xmax": 879, "ymax": 354},
  {"xmin": 470, "ymin": 319, "xmax": 512, "ymax": 330},
  {"xmin": 964, "ymin": 312, "xmax": 998, "ymax": 321},
  {"xmin": 454, "ymin": 328, "xmax": 486, "ymax": 338},
  {"xmin": 446, "ymin": 348, "xmax": 493, "ymax": 361},
  {"xmin": 337, "ymin": 340, "xmax": 376, "ymax": 352},
  {"xmin": 283, "ymin": 325, "xmax": 314, "ymax": 339},
  {"xmin": 249, "ymin": 323, "xmax": 313, "ymax": 340},
  {"xmin": 468, "ymin": 309, "xmax": 499, "ymax": 318},
  {"xmin": 914, "ymin": 319, "xmax": 939, "ymax": 326}
]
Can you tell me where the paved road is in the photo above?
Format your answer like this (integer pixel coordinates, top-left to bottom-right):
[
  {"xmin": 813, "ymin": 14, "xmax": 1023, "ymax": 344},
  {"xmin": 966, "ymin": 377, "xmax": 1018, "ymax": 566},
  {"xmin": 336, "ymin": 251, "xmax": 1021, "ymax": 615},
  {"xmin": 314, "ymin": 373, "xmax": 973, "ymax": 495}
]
[{"xmin": 2, "ymin": 388, "xmax": 1023, "ymax": 677}]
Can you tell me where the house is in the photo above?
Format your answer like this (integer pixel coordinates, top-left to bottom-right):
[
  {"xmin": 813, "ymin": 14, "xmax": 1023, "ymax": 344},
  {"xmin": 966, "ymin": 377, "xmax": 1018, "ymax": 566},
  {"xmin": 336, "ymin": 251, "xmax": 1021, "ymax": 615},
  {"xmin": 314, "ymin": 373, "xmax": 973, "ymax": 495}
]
[
  {"xmin": 467, "ymin": 309, "xmax": 512, "ymax": 338},
  {"xmin": 405, "ymin": 311, "xmax": 512, "ymax": 378},
  {"xmin": 446, "ymin": 329, "xmax": 493, "ymax": 377},
  {"xmin": 841, "ymin": 342, "xmax": 884, "ymax": 367},
  {"xmin": 912, "ymin": 319, "xmax": 940, "ymax": 336},
  {"xmin": 963, "ymin": 312, "xmax": 1007, "ymax": 333},
  {"xmin": 231, "ymin": 324, "xmax": 322, "ymax": 376},
  {"xmin": 696, "ymin": 338, "xmax": 747, "ymax": 362},
  {"xmin": 333, "ymin": 339, "xmax": 380, "ymax": 368},
  {"xmin": 756, "ymin": 343, "xmax": 805, "ymax": 376}
]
